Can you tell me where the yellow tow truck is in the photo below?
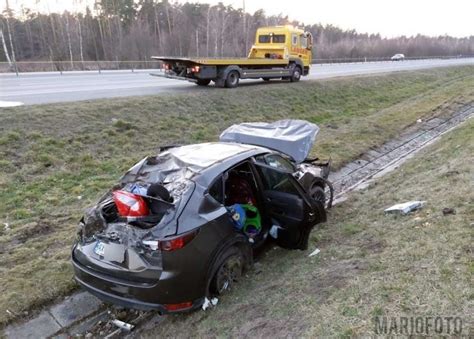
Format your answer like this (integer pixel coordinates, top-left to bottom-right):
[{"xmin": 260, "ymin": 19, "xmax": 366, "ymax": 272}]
[{"xmin": 151, "ymin": 25, "xmax": 313, "ymax": 88}]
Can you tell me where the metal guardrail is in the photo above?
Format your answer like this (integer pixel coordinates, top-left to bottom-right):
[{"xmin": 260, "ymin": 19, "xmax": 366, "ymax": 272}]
[{"xmin": 1, "ymin": 55, "xmax": 473, "ymax": 75}]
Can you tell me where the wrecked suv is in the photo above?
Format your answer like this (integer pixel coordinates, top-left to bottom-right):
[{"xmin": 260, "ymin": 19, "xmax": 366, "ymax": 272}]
[{"xmin": 72, "ymin": 120, "xmax": 332, "ymax": 313}]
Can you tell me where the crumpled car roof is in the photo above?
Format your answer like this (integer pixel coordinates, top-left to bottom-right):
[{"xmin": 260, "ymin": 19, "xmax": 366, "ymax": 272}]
[
  {"xmin": 120, "ymin": 142, "xmax": 263, "ymax": 187},
  {"xmin": 219, "ymin": 119, "xmax": 319, "ymax": 163}
]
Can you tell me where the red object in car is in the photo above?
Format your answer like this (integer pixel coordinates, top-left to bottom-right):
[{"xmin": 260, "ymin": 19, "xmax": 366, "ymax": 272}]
[{"xmin": 112, "ymin": 190, "xmax": 149, "ymax": 217}]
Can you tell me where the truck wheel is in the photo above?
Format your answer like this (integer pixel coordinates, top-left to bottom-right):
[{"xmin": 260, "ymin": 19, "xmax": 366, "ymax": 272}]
[
  {"xmin": 225, "ymin": 71, "xmax": 240, "ymax": 88},
  {"xmin": 209, "ymin": 247, "xmax": 243, "ymax": 295},
  {"xmin": 196, "ymin": 79, "xmax": 211, "ymax": 86},
  {"xmin": 290, "ymin": 65, "xmax": 302, "ymax": 82}
]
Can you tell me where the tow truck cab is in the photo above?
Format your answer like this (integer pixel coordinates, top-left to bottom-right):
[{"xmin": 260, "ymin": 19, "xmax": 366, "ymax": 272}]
[{"xmin": 249, "ymin": 25, "xmax": 313, "ymax": 71}]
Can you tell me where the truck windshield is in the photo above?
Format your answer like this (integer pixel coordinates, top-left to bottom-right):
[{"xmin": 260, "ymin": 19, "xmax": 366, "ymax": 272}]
[{"xmin": 259, "ymin": 35, "xmax": 271, "ymax": 43}]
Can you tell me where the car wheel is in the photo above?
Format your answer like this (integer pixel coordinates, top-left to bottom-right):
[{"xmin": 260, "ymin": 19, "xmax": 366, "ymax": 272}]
[
  {"xmin": 310, "ymin": 185, "xmax": 326, "ymax": 206},
  {"xmin": 262, "ymin": 77, "xmax": 270, "ymax": 82},
  {"xmin": 196, "ymin": 79, "xmax": 211, "ymax": 86},
  {"xmin": 225, "ymin": 71, "xmax": 240, "ymax": 88},
  {"xmin": 210, "ymin": 247, "xmax": 243, "ymax": 295},
  {"xmin": 290, "ymin": 65, "xmax": 302, "ymax": 82}
]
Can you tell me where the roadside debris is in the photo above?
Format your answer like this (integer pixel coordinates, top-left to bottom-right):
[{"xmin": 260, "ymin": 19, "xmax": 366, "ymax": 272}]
[
  {"xmin": 442, "ymin": 207, "xmax": 456, "ymax": 215},
  {"xmin": 308, "ymin": 248, "xmax": 321, "ymax": 257},
  {"xmin": 202, "ymin": 297, "xmax": 219, "ymax": 311},
  {"xmin": 3, "ymin": 223, "xmax": 10, "ymax": 232},
  {"xmin": 384, "ymin": 201, "xmax": 425, "ymax": 215},
  {"xmin": 111, "ymin": 319, "xmax": 134, "ymax": 332}
]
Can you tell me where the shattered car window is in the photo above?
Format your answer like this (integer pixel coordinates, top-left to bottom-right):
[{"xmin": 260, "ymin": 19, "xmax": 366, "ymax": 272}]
[{"xmin": 255, "ymin": 154, "xmax": 294, "ymax": 172}]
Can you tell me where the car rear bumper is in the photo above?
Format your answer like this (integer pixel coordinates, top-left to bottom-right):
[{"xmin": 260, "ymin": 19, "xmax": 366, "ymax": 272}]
[{"xmin": 72, "ymin": 249, "xmax": 205, "ymax": 313}]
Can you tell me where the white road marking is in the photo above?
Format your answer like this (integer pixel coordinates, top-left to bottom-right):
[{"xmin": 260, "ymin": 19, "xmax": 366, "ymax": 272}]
[{"xmin": 0, "ymin": 100, "xmax": 24, "ymax": 107}]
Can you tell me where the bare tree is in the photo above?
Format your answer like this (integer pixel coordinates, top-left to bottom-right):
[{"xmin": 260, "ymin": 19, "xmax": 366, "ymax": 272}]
[
  {"xmin": 0, "ymin": 27, "xmax": 12, "ymax": 66},
  {"xmin": 4, "ymin": 0, "xmax": 17, "ymax": 72}
]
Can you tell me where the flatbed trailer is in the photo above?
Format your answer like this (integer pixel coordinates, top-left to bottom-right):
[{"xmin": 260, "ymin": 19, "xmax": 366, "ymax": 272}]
[{"xmin": 151, "ymin": 25, "xmax": 313, "ymax": 88}]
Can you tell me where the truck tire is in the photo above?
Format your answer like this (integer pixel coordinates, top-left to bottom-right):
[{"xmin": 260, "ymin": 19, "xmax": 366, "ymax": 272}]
[
  {"xmin": 196, "ymin": 79, "xmax": 211, "ymax": 86},
  {"xmin": 290, "ymin": 65, "xmax": 302, "ymax": 82},
  {"xmin": 225, "ymin": 71, "xmax": 240, "ymax": 88}
]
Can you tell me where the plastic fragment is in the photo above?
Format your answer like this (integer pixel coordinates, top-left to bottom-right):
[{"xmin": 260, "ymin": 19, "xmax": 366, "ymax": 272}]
[
  {"xmin": 384, "ymin": 201, "xmax": 425, "ymax": 215},
  {"xmin": 202, "ymin": 297, "xmax": 219, "ymax": 311},
  {"xmin": 111, "ymin": 319, "xmax": 134, "ymax": 331},
  {"xmin": 308, "ymin": 248, "xmax": 321, "ymax": 257},
  {"xmin": 202, "ymin": 297, "xmax": 210, "ymax": 310}
]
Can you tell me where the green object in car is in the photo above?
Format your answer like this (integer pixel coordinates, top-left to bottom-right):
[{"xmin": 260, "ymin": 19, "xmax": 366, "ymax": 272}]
[{"xmin": 241, "ymin": 204, "xmax": 262, "ymax": 233}]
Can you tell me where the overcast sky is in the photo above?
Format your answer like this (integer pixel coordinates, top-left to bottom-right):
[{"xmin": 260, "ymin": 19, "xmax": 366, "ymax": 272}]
[{"xmin": 3, "ymin": 0, "xmax": 474, "ymax": 38}]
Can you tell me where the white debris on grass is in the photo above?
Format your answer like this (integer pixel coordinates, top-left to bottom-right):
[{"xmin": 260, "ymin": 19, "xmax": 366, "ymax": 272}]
[
  {"xmin": 308, "ymin": 248, "xmax": 321, "ymax": 257},
  {"xmin": 384, "ymin": 201, "xmax": 426, "ymax": 215},
  {"xmin": 202, "ymin": 297, "xmax": 219, "ymax": 310}
]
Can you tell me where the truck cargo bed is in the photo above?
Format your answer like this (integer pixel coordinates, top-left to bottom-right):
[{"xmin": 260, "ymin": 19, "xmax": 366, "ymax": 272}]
[{"xmin": 151, "ymin": 56, "xmax": 289, "ymax": 66}]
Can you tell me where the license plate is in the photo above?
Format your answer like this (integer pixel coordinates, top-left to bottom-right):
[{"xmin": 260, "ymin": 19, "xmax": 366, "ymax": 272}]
[{"xmin": 94, "ymin": 241, "xmax": 105, "ymax": 256}]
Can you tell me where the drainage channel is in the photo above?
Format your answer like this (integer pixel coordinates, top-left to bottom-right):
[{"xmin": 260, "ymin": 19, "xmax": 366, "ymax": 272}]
[{"xmin": 328, "ymin": 102, "xmax": 473, "ymax": 204}]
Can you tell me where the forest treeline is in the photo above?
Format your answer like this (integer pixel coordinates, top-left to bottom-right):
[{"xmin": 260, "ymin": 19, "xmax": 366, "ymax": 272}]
[{"xmin": 1, "ymin": 0, "xmax": 473, "ymax": 66}]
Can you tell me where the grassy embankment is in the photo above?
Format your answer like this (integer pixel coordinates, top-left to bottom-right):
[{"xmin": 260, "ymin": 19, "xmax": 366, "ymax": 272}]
[{"xmin": 0, "ymin": 66, "xmax": 473, "ymax": 327}]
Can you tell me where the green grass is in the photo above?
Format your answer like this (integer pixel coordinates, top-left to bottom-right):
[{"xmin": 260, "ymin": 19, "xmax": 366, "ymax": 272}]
[
  {"xmin": 143, "ymin": 116, "xmax": 473, "ymax": 338},
  {"xmin": 0, "ymin": 66, "xmax": 473, "ymax": 327}
]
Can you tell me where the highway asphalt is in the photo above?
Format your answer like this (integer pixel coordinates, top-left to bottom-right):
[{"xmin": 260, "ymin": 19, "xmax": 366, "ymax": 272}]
[{"xmin": 1, "ymin": 58, "xmax": 473, "ymax": 106}]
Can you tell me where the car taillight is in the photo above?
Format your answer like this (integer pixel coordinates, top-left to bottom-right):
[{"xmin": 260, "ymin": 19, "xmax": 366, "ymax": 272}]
[
  {"xmin": 142, "ymin": 230, "xmax": 198, "ymax": 252},
  {"xmin": 164, "ymin": 301, "xmax": 193, "ymax": 311},
  {"xmin": 163, "ymin": 63, "xmax": 170, "ymax": 70},
  {"xmin": 112, "ymin": 190, "xmax": 149, "ymax": 217},
  {"xmin": 191, "ymin": 66, "xmax": 200, "ymax": 73}
]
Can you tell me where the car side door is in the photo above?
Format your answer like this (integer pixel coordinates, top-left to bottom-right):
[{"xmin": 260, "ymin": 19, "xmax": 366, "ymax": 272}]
[{"xmin": 252, "ymin": 155, "xmax": 325, "ymax": 250}]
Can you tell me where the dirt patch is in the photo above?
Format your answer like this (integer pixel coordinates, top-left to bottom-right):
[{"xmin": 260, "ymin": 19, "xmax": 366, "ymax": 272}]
[
  {"xmin": 233, "ymin": 317, "xmax": 309, "ymax": 338},
  {"xmin": 308, "ymin": 259, "xmax": 368, "ymax": 304},
  {"xmin": 360, "ymin": 237, "xmax": 387, "ymax": 254},
  {"xmin": 15, "ymin": 221, "xmax": 52, "ymax": 243}
]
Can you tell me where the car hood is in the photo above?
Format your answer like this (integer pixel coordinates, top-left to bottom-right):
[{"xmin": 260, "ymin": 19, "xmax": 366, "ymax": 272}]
[{"xmin": 219, "ymin": 119, "xmax": 319, "ymax": 163}]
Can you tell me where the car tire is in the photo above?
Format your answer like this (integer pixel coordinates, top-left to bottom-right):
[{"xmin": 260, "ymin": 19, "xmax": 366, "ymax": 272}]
[
  {"xmin": 196, "ymin": 79, "xmax": 211, "ymax": 86},
  {"xmin": 310, "ymin": 185, "xmax": 326, "ymax": 206},
  {"xmin": 225, "ymin": 71, "xmax": 240, "ymax": 88},
  {"xmin": 262, "ymin": 77, "xmax": 271, "ymax": 82},
  {"xmin": 209, "ymin": 246, "xmax": 243, "ymax": 295},
  {"xmin": 290, "ymin": 65, "xmax": 302, "ymax": 82}
]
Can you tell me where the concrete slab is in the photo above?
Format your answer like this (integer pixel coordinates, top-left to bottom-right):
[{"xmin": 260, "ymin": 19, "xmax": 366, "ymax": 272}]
[
  {"xmin": 49, "ymin": 291, "xmax": 103, "ymax": 327},
  {"xmin": 4, "ymin": 311, "xmax": 61, "ymax": 339}
]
